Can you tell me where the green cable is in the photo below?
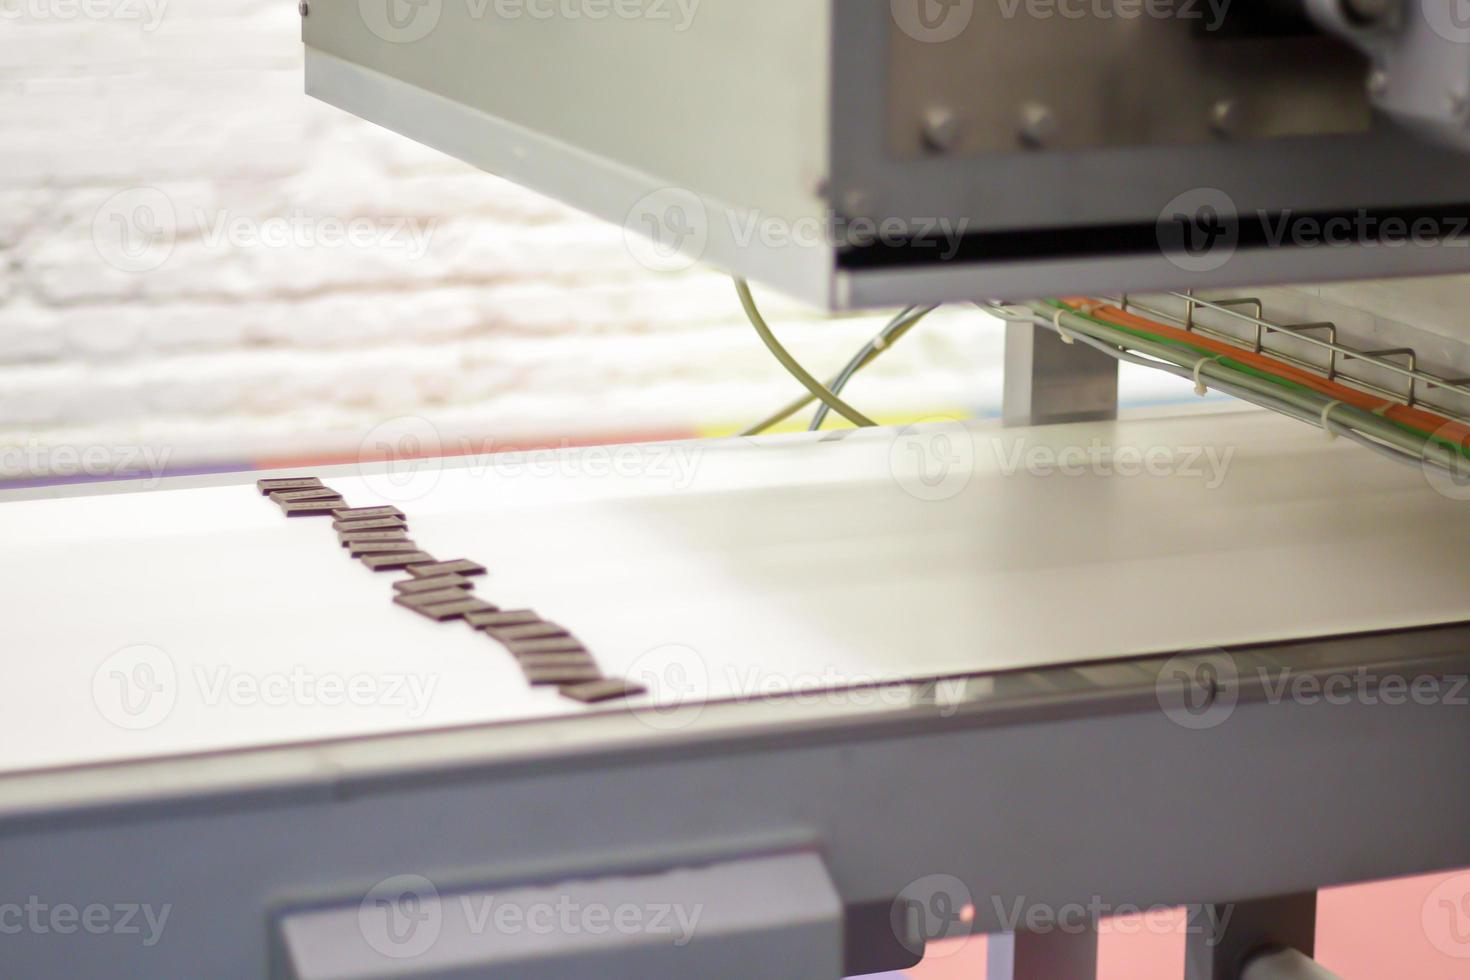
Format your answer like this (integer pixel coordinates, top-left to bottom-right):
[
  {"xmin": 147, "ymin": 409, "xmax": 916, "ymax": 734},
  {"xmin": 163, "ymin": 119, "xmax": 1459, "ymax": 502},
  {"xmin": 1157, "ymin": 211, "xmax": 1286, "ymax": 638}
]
[
  {"xmin": 740, "ymin": 310, "xmax": 923, "ymax": 437},
  {"xmin": 1077, "ymin": 299, "xmax": 1470, "ymax": 464},
  {"xmin": 1041, "ymin": 300, "xmax": 1323, "ymax": 401},
  {"xmin": 1027, "ymin": 301, "xmax": 1470, "ymax": 473},
  {"xmin": 734, "ymin": 278, "xmax": 876, "ymax": 429},
  {"xmin": 739, "ymin": 305, "xmax": 931, "ymax": 436},
  {"xmin": 740, "ymin": 393, "xmax": 817, "ymax": 437},
  {"xmin": 1008, "ymin": 303, "xmax": 1446, "ymax": 471},
  {"xmin": 1030, "ymin": 301, "xmax": 1383, "ymax": 435},
  {"xmin": 1065, "ymin": 300, "xmax": 1470, "ymax": 470},
  {"xmin": 740, "ymin": 301, "xmax": 934, "ymax": 434},
  {"xmin": 1041, "ymin": 299, "xmax": 1470, "ymax": 464},
  {"xmin": 740, "ymin": 394, "xmax": 814, "ymax": 437},
  {"xmin": 811, "ymin": 305, "xmax": 936, "ymax": 431}
]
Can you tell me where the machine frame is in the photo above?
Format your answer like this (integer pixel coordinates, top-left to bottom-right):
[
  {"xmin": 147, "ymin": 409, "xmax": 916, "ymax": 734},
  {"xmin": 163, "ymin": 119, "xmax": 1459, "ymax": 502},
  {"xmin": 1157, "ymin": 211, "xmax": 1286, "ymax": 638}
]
[{"xmin": 3, "ymin": 612, "xmax": 1467, "ymax": 976}]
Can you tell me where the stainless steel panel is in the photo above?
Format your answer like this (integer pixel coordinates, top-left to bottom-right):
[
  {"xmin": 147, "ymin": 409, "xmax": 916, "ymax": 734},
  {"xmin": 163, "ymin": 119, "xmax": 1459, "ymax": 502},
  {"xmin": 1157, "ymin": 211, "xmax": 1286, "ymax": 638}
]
[
  {"xmin": 885, "ymin": 11, "xmax": 1369, "ymax": 155},
  {"xmin": 832, "ymin": 3, "xmax": 1470, "ymax": 233},
  {"xmin": 303, "ymin": 0, "xmax": 830, "ymax": 221}
]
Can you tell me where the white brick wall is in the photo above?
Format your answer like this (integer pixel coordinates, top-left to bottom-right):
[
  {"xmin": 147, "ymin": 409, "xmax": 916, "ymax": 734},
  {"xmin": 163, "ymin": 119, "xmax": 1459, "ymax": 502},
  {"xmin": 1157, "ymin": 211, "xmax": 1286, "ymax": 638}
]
[{"xmin": 0, "ymin": 0, "xmax": 1002, "ymax": 482}]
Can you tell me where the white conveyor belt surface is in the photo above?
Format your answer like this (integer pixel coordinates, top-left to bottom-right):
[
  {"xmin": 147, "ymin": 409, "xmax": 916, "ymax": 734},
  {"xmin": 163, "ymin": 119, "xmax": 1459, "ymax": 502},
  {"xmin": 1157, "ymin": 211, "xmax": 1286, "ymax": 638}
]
[{"xmin": 3, "ymin": 410, "xmax": 1469, "ymax": 775}]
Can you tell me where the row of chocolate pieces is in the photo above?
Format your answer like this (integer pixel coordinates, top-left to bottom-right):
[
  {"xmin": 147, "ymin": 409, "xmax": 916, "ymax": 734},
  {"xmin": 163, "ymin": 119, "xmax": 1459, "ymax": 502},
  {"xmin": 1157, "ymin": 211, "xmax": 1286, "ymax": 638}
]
[{"xmin": 257, "ymin": 477, "xmax": 645, "ymax": 704}]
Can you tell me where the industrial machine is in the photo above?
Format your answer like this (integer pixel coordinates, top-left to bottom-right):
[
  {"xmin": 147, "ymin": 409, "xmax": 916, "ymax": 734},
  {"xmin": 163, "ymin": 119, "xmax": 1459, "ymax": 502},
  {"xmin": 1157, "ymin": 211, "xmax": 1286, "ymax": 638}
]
[
  {"xmin": 4, "ymin": 2, "xmax": 1470, "ymax": 979},
  {"xmin": 303, "ymin": 0, "xmax": 1470, "ymax": 304}
]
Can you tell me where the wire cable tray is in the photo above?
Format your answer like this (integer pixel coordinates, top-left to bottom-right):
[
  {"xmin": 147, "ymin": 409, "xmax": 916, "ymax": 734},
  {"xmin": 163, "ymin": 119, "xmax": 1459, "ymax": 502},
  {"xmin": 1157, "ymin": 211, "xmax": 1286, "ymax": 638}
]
[{"xmin": 1113, "ymin": 291, "xmax": 1470, "ymax": 426}]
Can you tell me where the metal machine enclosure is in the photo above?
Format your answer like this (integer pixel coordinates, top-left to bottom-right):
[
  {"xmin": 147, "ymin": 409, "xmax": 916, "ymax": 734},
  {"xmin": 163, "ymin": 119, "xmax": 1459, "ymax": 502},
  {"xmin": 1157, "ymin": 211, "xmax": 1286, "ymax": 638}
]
[{"xmin": 305, "ymin": 0, "xmax": 1470, "ymax": 307}]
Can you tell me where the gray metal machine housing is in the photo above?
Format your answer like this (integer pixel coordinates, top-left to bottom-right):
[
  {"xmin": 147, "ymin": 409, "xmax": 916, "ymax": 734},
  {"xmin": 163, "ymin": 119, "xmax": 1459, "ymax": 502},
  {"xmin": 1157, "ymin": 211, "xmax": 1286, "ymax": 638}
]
[{"xmin": 303, "ymin": 0, "xmax": 1470, "ymax": 307}]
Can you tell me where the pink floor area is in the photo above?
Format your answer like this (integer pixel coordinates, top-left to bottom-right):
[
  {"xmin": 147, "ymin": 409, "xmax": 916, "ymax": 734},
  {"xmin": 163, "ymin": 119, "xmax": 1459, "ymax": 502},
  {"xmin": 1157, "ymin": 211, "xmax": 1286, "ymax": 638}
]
[{"xmin": 892, "ymin": 869, "xmax": 1470, "ymax": 979}]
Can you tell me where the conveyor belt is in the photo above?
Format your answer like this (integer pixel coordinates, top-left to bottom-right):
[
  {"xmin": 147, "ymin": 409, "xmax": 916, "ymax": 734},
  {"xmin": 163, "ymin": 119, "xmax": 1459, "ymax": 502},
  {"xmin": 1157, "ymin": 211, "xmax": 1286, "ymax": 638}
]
[{"xmin": 3, "ymin": 408, "xmax": 1470, "ymax": 775}]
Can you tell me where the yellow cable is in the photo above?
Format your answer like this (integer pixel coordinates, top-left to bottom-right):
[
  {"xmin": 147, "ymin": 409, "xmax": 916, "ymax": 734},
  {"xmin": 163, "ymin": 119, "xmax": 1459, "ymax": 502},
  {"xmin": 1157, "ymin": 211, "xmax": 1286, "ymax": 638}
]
[{"xmin": 734, "ymin": 279, "xmax": 876, "ymax": 428}]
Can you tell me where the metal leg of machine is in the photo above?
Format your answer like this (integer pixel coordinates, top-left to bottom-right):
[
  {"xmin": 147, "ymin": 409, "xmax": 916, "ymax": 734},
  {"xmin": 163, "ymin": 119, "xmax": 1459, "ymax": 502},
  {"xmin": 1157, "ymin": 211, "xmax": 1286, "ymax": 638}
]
[
  {"xmin": 1185, "ymin": 893, "xmax": 1338, "ymax": 980},
  {"xmin": 1240, "ymin": 947, "xmax": 1345, "ymax": 980},
  {"xmin": 1002, "ymin": 319, "xmax": 1120, "ymax": 427},
  {"xmin": 986, "ymin": 925, "xmax": 1099, "ymax": 980}
]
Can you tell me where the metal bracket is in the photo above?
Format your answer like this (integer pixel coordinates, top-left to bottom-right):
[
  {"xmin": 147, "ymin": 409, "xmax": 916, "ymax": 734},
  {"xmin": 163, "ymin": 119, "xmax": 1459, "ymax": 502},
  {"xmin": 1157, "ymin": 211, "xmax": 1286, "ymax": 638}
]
[
  {"xmin": 1304, "ymin": 0, "xmax": 1470, "ymax": 153},
  {"xmin": 1003, "ymin": 318, "xmax": 1120, "ymax": 427},
  {"xmin": 1185, "ymin": 892, "xmax": 1339, "ymax": 980},
  {"xmin": 987, "ymin": 924, "xmax": 1099, "ymax": 980},
  {"xmin": 272, "ymin": 852, "xmax": 843, "ymax": 979}
]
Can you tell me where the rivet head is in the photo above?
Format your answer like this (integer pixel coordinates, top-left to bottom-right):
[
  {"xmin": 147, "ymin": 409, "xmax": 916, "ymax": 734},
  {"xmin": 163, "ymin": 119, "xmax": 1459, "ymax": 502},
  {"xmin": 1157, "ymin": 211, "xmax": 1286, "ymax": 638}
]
[
  {"xmin": 921, "ymin": 106, "xmax": 961, "ymax": 153},
  {"xmin": 1210, "ymin": 99, "xmax": 1238, "ymax": 138},
  {"xmin": 1018, "ymin": 103, "xmax": 1056, "ymax": 148},
  {"xmin": 841, "ymin": 190, "xmax": 871, "ymax": 218}
]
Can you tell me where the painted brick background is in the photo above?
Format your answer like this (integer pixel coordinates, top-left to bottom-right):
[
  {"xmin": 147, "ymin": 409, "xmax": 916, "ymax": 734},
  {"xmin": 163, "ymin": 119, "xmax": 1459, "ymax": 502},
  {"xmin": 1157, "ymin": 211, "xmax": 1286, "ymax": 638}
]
[
  {"xmin": 0, "ymin": 0, "xmax": 1003, "ymax": 483},
  {"xmin": 5, "ymin": 6, "xmax": 1469, "ymax": 978}
]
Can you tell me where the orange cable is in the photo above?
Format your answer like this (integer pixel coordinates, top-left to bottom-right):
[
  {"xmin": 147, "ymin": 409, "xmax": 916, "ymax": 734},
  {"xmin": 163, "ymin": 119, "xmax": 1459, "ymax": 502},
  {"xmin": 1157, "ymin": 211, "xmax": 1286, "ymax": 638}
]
[{"xmin": 1060, "ymin": 297, "xmax": 1470, "ymax": 445}]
